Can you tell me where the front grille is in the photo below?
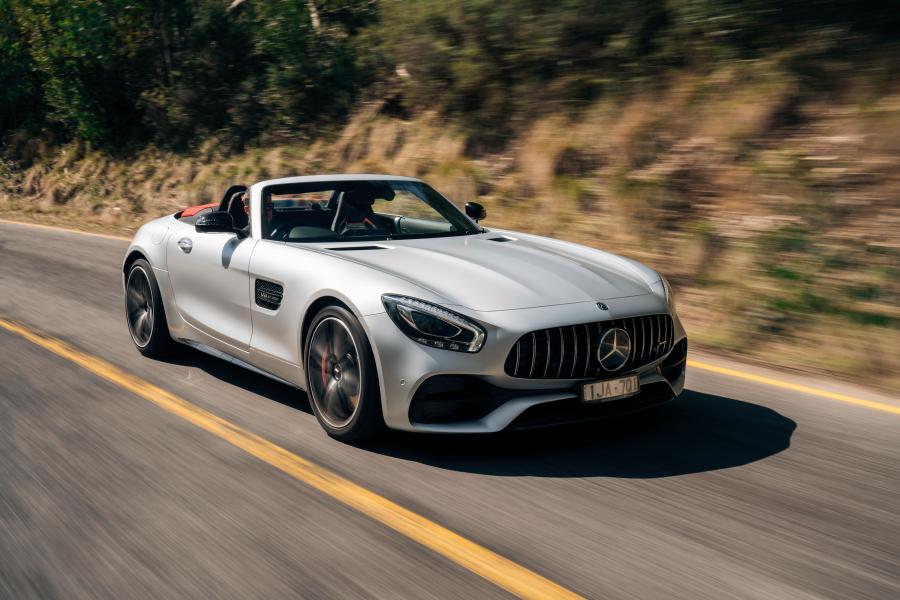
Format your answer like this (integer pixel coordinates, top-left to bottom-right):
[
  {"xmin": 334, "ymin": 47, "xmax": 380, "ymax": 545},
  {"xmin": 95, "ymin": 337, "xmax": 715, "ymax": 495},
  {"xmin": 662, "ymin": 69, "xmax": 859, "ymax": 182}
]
[{"xmin": 504, "ymin": 314, "xmax": 674, "ymax": 379}]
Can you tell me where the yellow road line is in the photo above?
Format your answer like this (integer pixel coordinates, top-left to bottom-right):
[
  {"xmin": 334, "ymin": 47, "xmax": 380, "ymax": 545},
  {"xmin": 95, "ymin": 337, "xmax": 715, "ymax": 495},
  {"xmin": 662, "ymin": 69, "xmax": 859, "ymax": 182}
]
[
  {"xmin": 0, "ymin": 317, "xmax": 582, "ymax": 600},
  {"xmin": 687, "ymin": 359, "xmax": 900, "ymax": 415},
  {"xmin": 0, "ymin": 218, "xmax": 131, "ymax": 241}
]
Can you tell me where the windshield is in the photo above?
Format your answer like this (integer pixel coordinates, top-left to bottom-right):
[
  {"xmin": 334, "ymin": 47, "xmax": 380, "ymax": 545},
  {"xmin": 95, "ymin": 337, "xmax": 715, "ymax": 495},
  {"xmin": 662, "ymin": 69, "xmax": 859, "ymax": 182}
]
[{"xmin": 261, "ymin": 180, "xmax": 480, "ymax": 243}]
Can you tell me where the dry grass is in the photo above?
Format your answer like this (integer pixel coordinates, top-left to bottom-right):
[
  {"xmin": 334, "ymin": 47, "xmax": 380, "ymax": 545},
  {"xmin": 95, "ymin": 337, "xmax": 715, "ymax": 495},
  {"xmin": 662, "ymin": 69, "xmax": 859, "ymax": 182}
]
[{"xmin": 2, "ymin": 72, "xmax": 898, "ymax": 391}]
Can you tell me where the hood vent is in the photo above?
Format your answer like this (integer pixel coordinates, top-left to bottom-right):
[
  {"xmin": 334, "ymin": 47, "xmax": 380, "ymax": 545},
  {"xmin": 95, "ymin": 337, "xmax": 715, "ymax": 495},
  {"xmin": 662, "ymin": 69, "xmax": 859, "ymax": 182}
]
[
  {"xmin": 325, "ymin": 245, "xmax": 388, "ymax": 251},
  {"xmin": 488, "ymin": 236, "xmax": 514, "ymax": 243}
]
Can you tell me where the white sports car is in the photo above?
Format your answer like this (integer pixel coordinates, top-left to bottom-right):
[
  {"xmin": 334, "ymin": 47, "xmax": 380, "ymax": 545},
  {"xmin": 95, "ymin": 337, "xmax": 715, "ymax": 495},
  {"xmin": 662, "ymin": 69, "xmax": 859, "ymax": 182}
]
[{"xmin": 123, "ymin": 175, "xmax": 687, "ymax": 441}]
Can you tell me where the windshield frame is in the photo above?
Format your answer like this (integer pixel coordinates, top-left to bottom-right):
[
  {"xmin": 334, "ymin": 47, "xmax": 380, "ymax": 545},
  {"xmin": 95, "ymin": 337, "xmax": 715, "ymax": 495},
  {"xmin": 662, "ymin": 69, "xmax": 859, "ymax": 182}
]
[{"xmin": 259, "ymin": 179, "xmax": 482, "ymax": 243}]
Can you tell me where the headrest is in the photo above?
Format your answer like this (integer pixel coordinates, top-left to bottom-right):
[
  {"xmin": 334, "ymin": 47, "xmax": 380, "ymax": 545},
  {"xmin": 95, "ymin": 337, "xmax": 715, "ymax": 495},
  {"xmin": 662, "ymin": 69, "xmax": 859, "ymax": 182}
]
[
  {"xmin": 344, "ymin": 182, "xmax": 395, "ymax": 207},
  {"xmin": 219, "ymin": 184, "xmax": 248, "ymax": 211},
  {"xmin": 344, "ymin": 187, "xmax": 376, "ymax": 207}
]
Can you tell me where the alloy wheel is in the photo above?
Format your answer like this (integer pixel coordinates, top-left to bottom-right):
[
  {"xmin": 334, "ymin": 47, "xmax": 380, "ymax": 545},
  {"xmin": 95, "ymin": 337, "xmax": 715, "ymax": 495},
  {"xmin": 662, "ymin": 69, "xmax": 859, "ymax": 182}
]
[
  {"xmin": 126, "ymin": 266, "xmax": 154, "ymax": 347},
  {"xmin": 307, "ymin": 316, "xmax": 363, "ymax": 428}
]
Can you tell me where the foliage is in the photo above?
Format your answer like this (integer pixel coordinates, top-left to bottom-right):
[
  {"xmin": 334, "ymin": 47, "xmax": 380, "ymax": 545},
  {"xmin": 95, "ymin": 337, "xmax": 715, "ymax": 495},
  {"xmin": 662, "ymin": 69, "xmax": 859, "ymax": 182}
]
[
  {"xmin": 3, "ymin": 0, "xmax": 376, "ymax": 149},
  {"xmin": 1, "ymin": 0, "xmax": 897, "ymax": 150},
  {"xmin": 0, "ymin": 0, "xmax": 43, "ymax": 135}
]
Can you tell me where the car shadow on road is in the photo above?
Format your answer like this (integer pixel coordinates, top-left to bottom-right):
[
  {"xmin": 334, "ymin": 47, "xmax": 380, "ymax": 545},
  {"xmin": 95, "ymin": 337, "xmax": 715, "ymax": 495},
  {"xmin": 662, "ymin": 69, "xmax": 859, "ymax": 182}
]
[
  {"xmin": 159, "ymin": 347, "xmax": 314, "ymax": 416},
  {"xmin": 369, "ymin": 390, "xmax": 797, "ymax": 478},
  {"xmin": 152, "ymin": 349, "xmax": 795, "ymax": 479}
]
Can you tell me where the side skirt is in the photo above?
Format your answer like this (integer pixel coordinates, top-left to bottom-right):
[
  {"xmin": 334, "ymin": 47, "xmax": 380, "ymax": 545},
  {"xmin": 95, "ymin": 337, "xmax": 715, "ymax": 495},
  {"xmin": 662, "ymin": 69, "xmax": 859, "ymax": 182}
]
[{"xmin": 178, "ymin": 338, "xmax": 300, "ymax": 389}]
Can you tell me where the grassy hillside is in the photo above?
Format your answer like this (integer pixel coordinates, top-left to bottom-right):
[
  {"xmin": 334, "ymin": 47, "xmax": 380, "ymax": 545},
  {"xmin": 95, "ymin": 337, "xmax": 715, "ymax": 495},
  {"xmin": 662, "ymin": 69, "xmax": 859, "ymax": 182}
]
[
  {"xmin": 2, "ymin": 0, "xmax": 898, "ymax": 388},
  {"xmin": 2, "ymin": 66, "xmax": 898, "ymax": 389}
]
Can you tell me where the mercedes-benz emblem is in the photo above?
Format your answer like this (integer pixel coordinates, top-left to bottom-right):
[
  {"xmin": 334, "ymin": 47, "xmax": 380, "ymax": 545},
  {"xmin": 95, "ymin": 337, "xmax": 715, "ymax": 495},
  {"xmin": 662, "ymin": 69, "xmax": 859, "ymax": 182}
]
[{"xmin": 597, "ymin": 327, "xmax": 631, "ymax": 371}]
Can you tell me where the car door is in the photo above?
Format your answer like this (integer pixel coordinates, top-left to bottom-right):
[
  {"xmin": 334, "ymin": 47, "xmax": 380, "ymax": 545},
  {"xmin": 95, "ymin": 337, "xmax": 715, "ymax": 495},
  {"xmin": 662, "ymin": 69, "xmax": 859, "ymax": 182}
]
[{"xmin": 167, "ymin": 225, "xmax": 257, "ymax": 352}]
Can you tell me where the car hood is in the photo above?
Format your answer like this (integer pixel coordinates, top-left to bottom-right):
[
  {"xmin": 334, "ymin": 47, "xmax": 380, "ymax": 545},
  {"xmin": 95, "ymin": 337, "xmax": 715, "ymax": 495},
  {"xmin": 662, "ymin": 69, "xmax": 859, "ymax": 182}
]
[{"xmin": 319, "ymin": 232, "xmax": 655, "ymax": 312}]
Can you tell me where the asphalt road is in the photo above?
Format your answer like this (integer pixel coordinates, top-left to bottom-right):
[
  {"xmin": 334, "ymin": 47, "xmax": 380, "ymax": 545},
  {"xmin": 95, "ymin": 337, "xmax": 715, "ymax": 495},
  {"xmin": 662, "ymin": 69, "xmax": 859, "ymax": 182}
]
[{"xmin": 1, "ymin": 220, "xmax": 898, "ymax": 599}]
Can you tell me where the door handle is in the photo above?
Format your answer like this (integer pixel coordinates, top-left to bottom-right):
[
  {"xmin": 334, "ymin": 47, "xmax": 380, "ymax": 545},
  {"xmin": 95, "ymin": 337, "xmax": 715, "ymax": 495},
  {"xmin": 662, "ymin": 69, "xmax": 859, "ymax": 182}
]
[{"xmin": 177, "ymin": 237, "xmax": 193, "ymax": 254}]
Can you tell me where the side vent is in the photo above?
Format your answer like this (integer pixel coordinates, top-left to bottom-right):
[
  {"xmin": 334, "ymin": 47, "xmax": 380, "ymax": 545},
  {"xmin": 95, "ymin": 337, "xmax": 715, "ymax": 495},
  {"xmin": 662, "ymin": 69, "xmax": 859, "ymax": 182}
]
[{"xmin": 255, "ymin": 279, "xmax": 283, "ymax": 310}]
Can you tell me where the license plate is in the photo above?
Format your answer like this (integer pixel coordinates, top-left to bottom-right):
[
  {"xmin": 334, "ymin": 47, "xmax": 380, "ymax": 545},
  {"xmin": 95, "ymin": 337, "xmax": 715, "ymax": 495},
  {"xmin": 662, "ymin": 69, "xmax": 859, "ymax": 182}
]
[{"xmin": 582, "ymin": 375, "xmax": 640, "ymax": 403}]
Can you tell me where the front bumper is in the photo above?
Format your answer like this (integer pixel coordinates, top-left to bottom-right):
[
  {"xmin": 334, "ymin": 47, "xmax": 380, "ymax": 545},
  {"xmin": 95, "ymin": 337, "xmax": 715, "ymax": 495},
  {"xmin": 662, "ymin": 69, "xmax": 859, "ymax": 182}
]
[{"xmin": 362, "ymin": 295, "xmax": 688, "ymax": 433}]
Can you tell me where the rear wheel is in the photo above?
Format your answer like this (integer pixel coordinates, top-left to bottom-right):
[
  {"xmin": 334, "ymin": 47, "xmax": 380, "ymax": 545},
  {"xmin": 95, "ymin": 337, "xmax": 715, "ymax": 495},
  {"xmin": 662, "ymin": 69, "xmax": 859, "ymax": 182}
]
[
  {"xmin": 305, "ymin": 306, "xmax": 383, "ymax": 442},
  {"xmin": 125, "ymin": 258, "xmax": 174, "ymax": 357}
]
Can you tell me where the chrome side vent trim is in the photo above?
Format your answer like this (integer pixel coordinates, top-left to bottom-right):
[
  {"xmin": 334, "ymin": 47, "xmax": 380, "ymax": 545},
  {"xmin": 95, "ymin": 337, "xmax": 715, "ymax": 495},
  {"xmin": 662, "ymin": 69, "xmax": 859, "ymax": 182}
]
[{"xmin": 255, "ymin": 279, "xmax": 284, "ymax": 310}]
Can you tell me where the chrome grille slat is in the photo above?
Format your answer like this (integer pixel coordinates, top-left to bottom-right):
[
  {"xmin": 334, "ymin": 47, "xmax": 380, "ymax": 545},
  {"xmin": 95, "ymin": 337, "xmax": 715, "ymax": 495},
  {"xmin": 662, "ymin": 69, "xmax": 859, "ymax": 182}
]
[
  {"xmin": 556, "ymin": 327, "xmax": 565, "ymax": 379},
  {"xmin": 654, "ymin": 315, "xmax": 660, "ymax": 360},
  {"xmin": 657, "ymin": 318, "xmax": 667, "ymax": 357},
  {"xmin": 636, "ymin": 318, "xmax": 643, "ymax": 367},
  {"xmin": 542, "ymin": 330, "xmax": 551, "ymax": 378},
  {"xmin": 659, "ymin": 315, "xmax": 666, "ymax": 357},
  {"xmin": 582, "ymin": 323, "xmax": 591, "ymax": 378},
  {"xmin": 528, "ymin": 332, "xmax": 537, "ymax": 378},
  {"xmin": 661, "ymin": 315, "xmax": 667, "ymax": 356},
  {"xmin": 640, "ymin": 316, "xmax": 647, "ymax": 364},
  {"xmin": 660, "ymin": 315, "xmax": 666, "ymax": 357},
  {"xmin": 667, "ymin": 315, "xmax": 673, "ymax": 353},
  {"xmin": 658, "ymin": 318, "xmax": 666, "ymax": 356},
  {"xmin": 505, "ymin": 314, "xmax": 675, "ymax": 379},
  {"xmin": 655, "ymin": 315, "xmax": 662, "ymax": 360},
  {"xmin": 628, "ymin": 318, "xmax": 637, "ymax": 371},
  {"xmin": 656, "ymin": 316, "xmax": 666, "ymax": 356},
  {"xmin": 634, "ymin": 316, "xmax": 641, "ymax": 365},
  {"xmin": 669, "ymin": 315, "xmax": 673, "ymax": 350},
  {"xmin": 570, "ymin": 325, "xmax": 578, "ymax": 379},
  {"xmin": 660, "ymin": 316, "xmax": 666, "ymax": 356}
]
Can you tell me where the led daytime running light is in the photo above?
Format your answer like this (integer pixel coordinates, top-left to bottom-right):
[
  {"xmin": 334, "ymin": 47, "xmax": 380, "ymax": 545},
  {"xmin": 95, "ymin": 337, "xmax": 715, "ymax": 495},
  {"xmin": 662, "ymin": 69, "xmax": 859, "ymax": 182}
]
[{"xmin": 382, "ymin": 294, "xmax": 485, "ymax": 353}]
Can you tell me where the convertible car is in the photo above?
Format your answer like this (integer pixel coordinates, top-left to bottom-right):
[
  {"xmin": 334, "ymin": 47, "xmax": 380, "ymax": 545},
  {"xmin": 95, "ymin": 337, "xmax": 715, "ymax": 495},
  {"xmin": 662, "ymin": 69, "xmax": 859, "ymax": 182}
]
[{"xmin": 123, "ymin": 175, "xmax": 687, "ymax": 441}]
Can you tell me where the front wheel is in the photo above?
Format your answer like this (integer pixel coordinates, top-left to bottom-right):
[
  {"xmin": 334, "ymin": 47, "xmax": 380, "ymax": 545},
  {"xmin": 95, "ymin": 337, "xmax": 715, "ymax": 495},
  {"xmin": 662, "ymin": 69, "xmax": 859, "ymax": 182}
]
[
  {"xmin": 125, "ymin": 258, "xmax": 174, "ymax": 357},
  {"xmin": 304, "ymin": 306, "xmax": 383, "ymax": 442}
]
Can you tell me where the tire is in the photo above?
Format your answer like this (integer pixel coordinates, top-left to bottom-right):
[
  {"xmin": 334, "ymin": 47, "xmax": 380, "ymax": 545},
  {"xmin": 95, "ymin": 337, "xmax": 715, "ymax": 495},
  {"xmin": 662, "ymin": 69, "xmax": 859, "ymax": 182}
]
[
  {"xmin": 125, "ymin": 258, "xmax": 174, "ymax": 357},
  {"xmin": 304, "ymin": 305, "xmax": 384, "ymax": 442}
]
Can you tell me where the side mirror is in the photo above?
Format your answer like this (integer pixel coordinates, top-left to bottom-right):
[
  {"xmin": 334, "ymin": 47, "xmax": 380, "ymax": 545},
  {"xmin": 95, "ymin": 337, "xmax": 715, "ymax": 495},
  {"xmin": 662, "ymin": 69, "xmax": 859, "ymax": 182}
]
[
  {"xmin": 196, "ymin": 211, "xmax": 243, "ymax": 236},
  {"xmin": 465, "ymin": 201, "xmax": 487, "ymax": 222}
]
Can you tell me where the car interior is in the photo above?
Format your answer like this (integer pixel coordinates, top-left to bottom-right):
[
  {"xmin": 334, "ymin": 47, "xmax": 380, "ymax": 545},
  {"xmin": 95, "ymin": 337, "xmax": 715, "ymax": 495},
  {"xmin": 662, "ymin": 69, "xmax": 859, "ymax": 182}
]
[
  {"xmin": 263, "ymin": 181, "xmax": 458, "ymax": 242},
  {"xmin": 177, "ymin": 181, "xmax": 469, "ymax": 242}
]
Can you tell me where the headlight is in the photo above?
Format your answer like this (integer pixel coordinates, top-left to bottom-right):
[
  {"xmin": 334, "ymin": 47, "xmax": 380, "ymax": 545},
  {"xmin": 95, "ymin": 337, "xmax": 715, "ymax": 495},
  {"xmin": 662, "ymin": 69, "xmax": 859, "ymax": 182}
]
[
  {"xmin": 382, "ymin": 294, "xmax": 485, "ymax": 353},
  {"xmin": 652, "ymin": 276, "xmax": 676, "ymax": 310}
]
